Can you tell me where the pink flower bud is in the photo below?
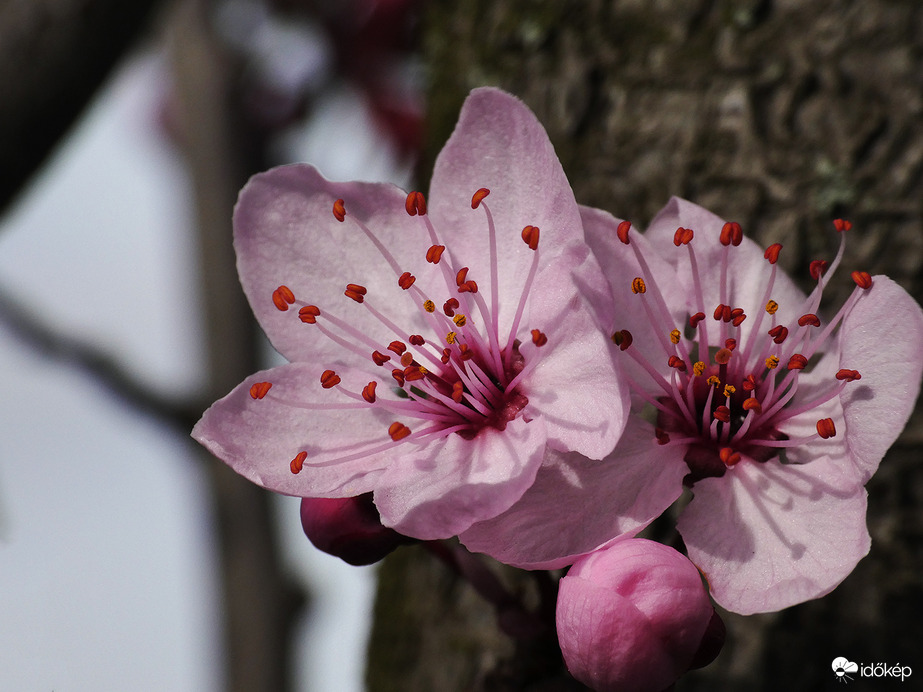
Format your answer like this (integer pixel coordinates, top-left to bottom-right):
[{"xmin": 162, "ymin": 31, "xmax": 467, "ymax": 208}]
[
  {"xmin": 556, "ymin": 539, "xmax": 722, "ymax": 692},
  {"xmin": 299, "ymin": 494, "xmax": 414, "ymax": 566}
]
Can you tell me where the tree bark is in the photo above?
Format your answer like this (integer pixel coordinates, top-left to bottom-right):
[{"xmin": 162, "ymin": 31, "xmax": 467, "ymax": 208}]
[{"xmin": 367, "ymin": 1, "xmax": 923, "ymax": 689}]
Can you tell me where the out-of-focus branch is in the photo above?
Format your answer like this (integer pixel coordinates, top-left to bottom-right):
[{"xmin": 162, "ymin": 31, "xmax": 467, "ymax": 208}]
[
  {"xmin": 0, "ymin": 285, "xmax": 201, "ymax": 430},
  {"xmin": 0, "ymin": 0, "xmax": 166, "ymax": 214}
]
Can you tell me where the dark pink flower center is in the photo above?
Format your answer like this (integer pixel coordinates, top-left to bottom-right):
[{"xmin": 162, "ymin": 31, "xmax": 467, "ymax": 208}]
[
  {"xmin": 258, "ymin": 188, "xmax": 548, "ymax": 472},
  {"xmin": 614, "ymin": 219, "xmax": 871, "ymax": 482}
]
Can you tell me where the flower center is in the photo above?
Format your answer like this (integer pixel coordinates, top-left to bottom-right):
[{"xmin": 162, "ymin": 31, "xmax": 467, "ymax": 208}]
[
  {"xmin": 258, "ymin": 188, "xmax": 548, "ymax": 473},
  {"xmin": 613, "ymin": 218, "xmax": 871, "ymax": 482}
]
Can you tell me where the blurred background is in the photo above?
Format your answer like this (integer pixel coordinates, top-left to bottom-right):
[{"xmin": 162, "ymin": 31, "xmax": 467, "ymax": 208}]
[{"xmin": 2, "ymin": 1, "xmax": 922, "ymax": 691}]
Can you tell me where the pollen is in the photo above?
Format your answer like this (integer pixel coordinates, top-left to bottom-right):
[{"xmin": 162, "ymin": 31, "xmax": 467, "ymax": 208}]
[
  {"xmin": 388, "ymin": 422, "xmax": 412, "ymax": 441},
  {"xmin": 765, "ymin": 355, "xmax": 780, "ymax": 369},
  {"xmin": 453, "ymin": 313, "xmax": 467, "ymax": 327},
  {"xmin": 249, "ymin": 381, "xmax": 272, "ymax": 399},
  {"xmin": 693, "ymin": 361, "xmax": 706, "ymax": 376},
  {"xmin": 723, "ymin": 384, "xmax": 736, "ymax": 397},
  {"xmin": 631, "ymin": 277, "xmax": 647, "ymax": 294},
  {"xmin": 423, "ymin": 299, "xmax": 436, "ymax": 313},
  {"xmin": 446, "ymin": 331, "xmax": 457, "ymax": 344},
  {"xmin": 706, "ymin": 375, "xmax": 720, "ymax": 387},
  {"xmin": 670, "ymin": 328, "xmax": 681, "ymax": 345},
  {"xmin": 765, "ymin": 300, "xmax": 779, "ymax": 315},
  {"xmin": 290, "ymin": 451, "xmax": 307, "ymax": 474}
]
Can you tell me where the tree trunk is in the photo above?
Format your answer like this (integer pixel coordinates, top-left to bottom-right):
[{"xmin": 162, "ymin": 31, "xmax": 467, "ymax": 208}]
[{"xmin": 367, "ymin": 1, "xmax": 923, "ymax": 689}]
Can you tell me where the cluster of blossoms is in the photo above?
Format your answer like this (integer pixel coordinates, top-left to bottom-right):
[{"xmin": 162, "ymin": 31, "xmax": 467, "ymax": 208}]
[{"xmin": 194, "ymin": 88, "xmax": 923, "ymax": 691}]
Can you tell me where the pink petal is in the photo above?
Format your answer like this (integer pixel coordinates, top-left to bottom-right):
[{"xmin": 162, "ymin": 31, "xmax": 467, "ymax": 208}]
[
  {"xmin": 459, "ymin": 420, "xmax": 687, "ymax": 569},
  {"xmin": 838, "ymin": 275, "xmax": 923, "ymax": 483},
  {"xmin": 678, "ymin": 454, "xmax": 871, "ymax": 614},
  {"xmin": 233, "ymin": 164, "xmax": 440, "ymax": 364},
  {"xmin": 192, "ymin": 362, "xmax": 404, "ymax": 497},
  {"xmin": 372, "ymin": 417, "xmax": 547, "ymax": 539}
]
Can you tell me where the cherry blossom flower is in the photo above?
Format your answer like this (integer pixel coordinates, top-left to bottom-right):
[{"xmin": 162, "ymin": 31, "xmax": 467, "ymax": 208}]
[
  {"xmin": 570, "ymin": 198, "xmax": 923, "ymax": 614},
  {"xmin": 192, "ymin": 88, "xmax": 628, "ymax": 541},
  {"xmin": 556, "ymin": 538, "xmax": 721, "ymax": 692}
]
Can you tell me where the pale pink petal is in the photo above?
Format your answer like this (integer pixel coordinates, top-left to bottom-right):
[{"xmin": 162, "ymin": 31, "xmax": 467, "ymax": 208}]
[
  {"xmin": 838, "ymin": 275, "xmax": 923, "ymax": 483},
  {"xmin": 234, "ymin": 164, "xmax": 443, "ymax": 364},
  {"xmin": 372, "ymin": 416, "xmax": 547, "ymax": 539},
  {"xmin": 193, "ymin": 363, "xmax": 403, "ymax": 497},
  {"xmin": 460, "ymin": 420, "xmax": 687, "ymax": 569},
  {"xmin": 678, "ymin": 454, "xmax": 871, "ymax": 614}
]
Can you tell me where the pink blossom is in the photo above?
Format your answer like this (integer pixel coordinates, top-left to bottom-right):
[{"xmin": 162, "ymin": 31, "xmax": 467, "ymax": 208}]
[
  {"xmin": 192, "ymin": 88, "xmax": 628, "ymax": 541},
  {"xmin": 556, "ymin": 538, "xmax": 720, "ymax": 692},
  {"xmin": 573, "ymin": 198, "xmax": 923, "ymax": 614}
]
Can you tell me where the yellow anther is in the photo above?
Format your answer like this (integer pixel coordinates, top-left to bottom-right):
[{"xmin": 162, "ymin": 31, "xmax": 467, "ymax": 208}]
[
  {"xmin": 446, "ymin": 331, "xmax": 457, "ymax": 344},
  {"xmin": 423, "ymin": 299, "xmax": 436, "ymax": 313},
  {"xmin": 765, "ymin": 355, "xmax": 780, "ymax": 370},
  {"xmin": 706, "ymin": 375, "xmax": 720, "ymax": 387},
  {"xmin": 765, "ymin": 300, "xmax": 779, "ymax": 315},
  {"xmin": 631, "ymin": 277, "xmax": 647, "ymax": 294},
  {"xmin": 670, "ymin": 328, "xmax": 681, "ymax": 345},
  {"xmin": 453, "ymin": 313, "xmax": 467, "ymax": 327},
  {"xmin": 723, "ymin": 384, "xmax": 736, "ymax": 398},
  {"xmin": 693, "ymin": 361, "xmax": 705, "ymax": 376}
]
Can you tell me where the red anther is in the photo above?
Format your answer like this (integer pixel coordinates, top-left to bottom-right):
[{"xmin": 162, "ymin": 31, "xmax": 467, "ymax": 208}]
[
  {"xmin": 456, "ymin": 267, "xmax": 469, "ymax": 286},
  {"xmin": 673, "ymin": 226, "xmax": 694, "ymax": 246},
  {"xmin": 398, "ymin": 272, "xmax": 416, "ymax": 290},
  {"xmin": 400, "ymin": 352, "xmax": 414, "ymax": 367},
  {"xmin": 272, "ymin": 285, "xmax": 295, "ymax": 311},
  {"xmin": 458, "ymin": 280, "xmax": 479, "ymax": 293},
  {"xmin": 290, "ymin": 451, "xmax": 307, "ymax": 474},
  {"xmin": 787, "ymin": 354, "xmax": 808, "ymax": 370},
  {"xmin": 344, "ymin": 283, "xmax": 368, "ymax": 303},
  {"xmin": 668, "ymin": 355, "xmax": 687, "ymax": 371},
  {"xmin": 611, "ymin": 329, "xmax": 633, "ymax": 351},
  {"xmin": 851, "ymin": 271, "xmax": 873, "ymax": 289},
  {"xmin": 714, "ymin": 304, "xmax": 732, "ymax": 322},
  {"xmin": 249, "ymin": 381, "xmax": 272, "ymax": 400},
  {"xmin": 440, "ymin": 348, "xmax": 451, "ymax": 364},
  {"xmin": 742, "ymin": 397, "xmax": 762, "ymax": 413},
  {"xmin": 333, "ymin": 199, "xmax": 346, "ymax": 222},
  {"xmin": 836, "ymin": 369, "xmax": 862, "ymax": 381},
  {"xmin": 768, "ymin": 325, "xmax": 789, "ymax": 344},
  {"xmin": 713, "ymin": 406, "xmax": 731, "ymax": 423},
  {"xmin": 471, "ymin": 188, "xmax": 490, "ymax": 209},
  {"xmin": 298, "ymin": 305, "xmax": 321, "ymax": 323},
  {"xmin": 372, "ymin": 350, "xmax": 391, "ymax": 366},
  {"xmin": 409, "ymin": 334, "xmax": 425, "ymax": 346},
  {"xmin": 833, "ymin": 218, "xmax": 852, "ymax": 232},
  {"xmin": 617, "ymin": 220, "xmax": 632, "ymax": 245},
  {"xmin": 655, "ymin": 428, "xmax": 670, "ymax": 445},
  {"xmin": 362, "ymin": 381, "xmax": 377, "ymax": 403},
  {"xmin": 732, "ymin": 312, "xmax": 747, "ymax": 327},
  {"xmin": 387, "ymin": 340, "xmax": 407, "ymax": 355},
  {"xmin": 404, "ymin": 366, "xmax": 426, "ymax": 382},
  {"xmin": 405, "ymin": 191, "xmax": 427, "ymax": 216},
  {"xmin": 521, "ymin": 225, "xmax": 540, "ymax": 250},
  {"xmin": 531, "ymin": 329, "xmax": 548, "ymax": 347},
  {"xmin": 451, "ymin": 380, "xmax": 465, "ymax": 403},
  {"xmin": 320, "ymin": 369, "xmax": 341, "ymax": 388},
  {"xmin": 391, "ymin": 369, "xmax": 406, "ymax": 386},
  {"xmin": 443, "ymin": 298, "xmax": 460, "ymax": 316},
  {"xmin": 458, "ymin": 343, "xmax": 473, "ymax": 360},
  {"xmin": 715, "ymin": 348, "xmax": 732, "ymax": 365},
  {"xmin": 388, "ymin": 422, "xmax": 412, "ymax": 441},
  {"xmin": 798, "ymin": 313, "xmax": 821, "ymax": 327},
  {"xmin": 720, "ymin": 221, "xmax": 743, "ymax": 247},
  {"xmin": 809, "ymin": 260, "xmax": 829, "ymax": 281},
  {"xmin": 764, "ymin": 243, "xmax": 783, "ymax": 264},
  {"xmin": 426, "ymin": 245, "xmax": 446, "ymax": 263},
  {"xmin": 816, "ymin": 418, "xmax": 837, "ymax": 439},
  {"xmin": 719, "ymin": 447, "xmax": 741, "ymax": 467},
  {"xmin": 690, "ymin": 312, "xmax": 706, "ymax": 328},
  {"xmin": 742, "ymin": 374, "xmax": 759, "ymax": 391},
  {"xmin": 725, "ymin": 338, "xmax": 737, "ymax": 351}
]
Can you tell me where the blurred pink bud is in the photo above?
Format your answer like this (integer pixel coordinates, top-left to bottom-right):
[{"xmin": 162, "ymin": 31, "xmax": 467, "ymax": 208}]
[
  {"xmin": 556, "ymin": 538, "xmax": 722, "ymax": 692},
  {"xmin": 300, "ymin": 493, "xmax": 414, "ymax": 565}
]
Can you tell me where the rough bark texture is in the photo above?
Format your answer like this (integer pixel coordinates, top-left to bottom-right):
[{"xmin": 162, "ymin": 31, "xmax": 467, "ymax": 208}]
[{"xmin": 367, "ymin": 1, "xmax": 923, "ymax": 690}]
